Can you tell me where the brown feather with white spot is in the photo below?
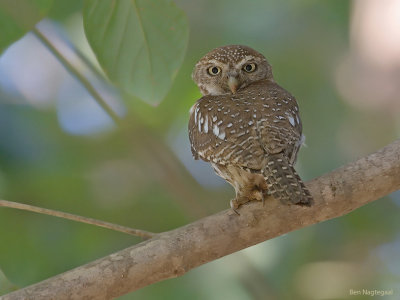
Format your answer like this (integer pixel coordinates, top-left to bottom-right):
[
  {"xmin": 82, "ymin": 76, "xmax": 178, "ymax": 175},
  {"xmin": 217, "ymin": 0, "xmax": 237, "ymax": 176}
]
[{"xmin": 189, "ymin": 45, "xmax": 312, "ymax": 210}]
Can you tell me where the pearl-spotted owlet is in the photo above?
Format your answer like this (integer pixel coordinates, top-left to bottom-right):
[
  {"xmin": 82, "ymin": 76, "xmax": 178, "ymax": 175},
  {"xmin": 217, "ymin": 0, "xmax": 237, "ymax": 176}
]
[{"xmin": 188, "ymin": 45, "xmax": 312, "ymax": 212}]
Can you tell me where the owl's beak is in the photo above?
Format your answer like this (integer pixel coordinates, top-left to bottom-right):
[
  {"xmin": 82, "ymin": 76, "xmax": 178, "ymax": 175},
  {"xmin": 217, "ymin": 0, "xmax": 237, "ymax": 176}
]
[{"xmin": 228, "ymin": 76, "xmax": 239, "ymax": 94}]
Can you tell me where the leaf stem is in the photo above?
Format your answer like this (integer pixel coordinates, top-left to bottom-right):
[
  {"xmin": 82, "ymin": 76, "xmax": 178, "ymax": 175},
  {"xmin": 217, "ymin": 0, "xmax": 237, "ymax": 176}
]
[{"xmin": 32, "ymin": 27, "xmax": 121, "ymax": 125}]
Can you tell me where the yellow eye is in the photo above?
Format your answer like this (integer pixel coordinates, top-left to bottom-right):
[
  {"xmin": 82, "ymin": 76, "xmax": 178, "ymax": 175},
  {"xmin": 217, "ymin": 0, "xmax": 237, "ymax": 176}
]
[
  {"xmin": 208, "ymin": 66, "xmax": 221, "ymax": 76},
  {"xmin": 243, "ymin": 63, "xmax": 257, "ymax": 72}
]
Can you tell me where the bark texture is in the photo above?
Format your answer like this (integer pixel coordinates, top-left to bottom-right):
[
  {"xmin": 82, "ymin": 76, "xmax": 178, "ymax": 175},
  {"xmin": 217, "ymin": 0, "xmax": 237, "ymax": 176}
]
[{"xmin": 3, "ymin": 140, "xmax": 400, "ymax": 300}]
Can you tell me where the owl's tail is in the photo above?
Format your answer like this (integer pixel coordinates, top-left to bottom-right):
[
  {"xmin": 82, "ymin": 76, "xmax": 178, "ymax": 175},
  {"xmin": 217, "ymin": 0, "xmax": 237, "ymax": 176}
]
[{"xmin": 262, "ymin": 153, "xmax": 312, "ymax": 206}]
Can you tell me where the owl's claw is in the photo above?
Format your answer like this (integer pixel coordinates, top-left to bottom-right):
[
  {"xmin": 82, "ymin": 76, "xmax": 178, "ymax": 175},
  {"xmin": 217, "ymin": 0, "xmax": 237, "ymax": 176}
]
[
  {"xmin": 262, "ymin": 189, "xmax": 270, "ymax": 206},
  {"xmin": 230, "ymin": 199, "xmax": 240, "ymax": 215},
  {"xmin": 253, "ymin": 178, "xmax": 268, "ymax": 206}
]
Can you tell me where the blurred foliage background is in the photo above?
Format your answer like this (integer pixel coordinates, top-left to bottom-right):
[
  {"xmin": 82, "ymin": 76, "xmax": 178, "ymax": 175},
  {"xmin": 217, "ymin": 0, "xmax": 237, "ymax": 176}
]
[{"xmin": 1, "ymin": 0, "xmax": 400, "ymax": 299}]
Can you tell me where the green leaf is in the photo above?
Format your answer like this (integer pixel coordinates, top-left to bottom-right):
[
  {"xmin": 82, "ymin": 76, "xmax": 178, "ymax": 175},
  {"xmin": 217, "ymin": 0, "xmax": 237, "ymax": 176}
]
[
  {"xmin": 48, "ymin": 0, "xmax": 82, "ymax": 21},
  {"xmin": 83, "ymin": 0, "xmax": 189, "ymax": 105},
  {"xmin": 0, "ymin": 0, "xmax": 53, "ymax": 53}
]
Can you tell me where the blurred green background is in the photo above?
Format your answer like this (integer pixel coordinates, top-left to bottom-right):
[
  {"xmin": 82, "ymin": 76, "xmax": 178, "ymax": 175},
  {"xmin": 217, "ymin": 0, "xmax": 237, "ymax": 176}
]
[{"xmin": 1, "ymin": 0, "xmax": 400, "ymax": 299}]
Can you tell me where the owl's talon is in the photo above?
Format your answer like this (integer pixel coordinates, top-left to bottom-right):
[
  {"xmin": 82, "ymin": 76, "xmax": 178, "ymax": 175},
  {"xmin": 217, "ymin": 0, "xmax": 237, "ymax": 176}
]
[{"xmin": 230, "ymin": 199, "xmax": 240, "ymax": 215}]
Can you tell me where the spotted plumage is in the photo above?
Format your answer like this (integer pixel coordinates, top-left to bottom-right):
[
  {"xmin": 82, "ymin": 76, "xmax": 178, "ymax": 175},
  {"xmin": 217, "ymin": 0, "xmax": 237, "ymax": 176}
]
[{"xmin": 189, "ymin": 45, "xmax": 312, "ymax": 211}]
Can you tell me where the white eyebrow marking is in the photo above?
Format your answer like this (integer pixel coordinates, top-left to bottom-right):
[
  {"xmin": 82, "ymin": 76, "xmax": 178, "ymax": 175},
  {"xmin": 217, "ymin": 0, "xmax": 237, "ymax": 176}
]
[
  {"xmin": 236, "ymin": 55, "xmax": 256, "ymax": 67},
  {"xmin": 206, "ymin": 59, "xmax": 226, "ymax": 66}
]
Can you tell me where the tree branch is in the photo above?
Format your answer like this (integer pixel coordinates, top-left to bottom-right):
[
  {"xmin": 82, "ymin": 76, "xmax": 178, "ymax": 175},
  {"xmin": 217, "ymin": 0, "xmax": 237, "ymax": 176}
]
[{"xmin": 3, "ymin": 140, "xmax": 400, "ymax": 300}]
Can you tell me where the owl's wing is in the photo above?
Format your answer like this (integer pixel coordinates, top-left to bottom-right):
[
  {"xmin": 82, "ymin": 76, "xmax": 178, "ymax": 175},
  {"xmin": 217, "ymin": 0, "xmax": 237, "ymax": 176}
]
[
  {"xmin": 255, "ymin": 83, "xmax": 303, "ymax": 165},
  {"xmin": 189, "ymin": 96, "xmax": 265, "ymax": 170}
]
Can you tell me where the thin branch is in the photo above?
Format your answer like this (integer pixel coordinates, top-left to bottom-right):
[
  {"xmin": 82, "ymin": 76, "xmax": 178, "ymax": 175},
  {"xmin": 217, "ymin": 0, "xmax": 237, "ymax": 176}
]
[
  {"xmin": 32, "ymin": 27, "xmax": 121, "ymax": 124},
  {"xmin": 0, "ymin": 200, "xmax": 155, "ymax": 239},
  {"xmin": 3, "ymin": 140, "xmax": 400, "ymax": 300}
]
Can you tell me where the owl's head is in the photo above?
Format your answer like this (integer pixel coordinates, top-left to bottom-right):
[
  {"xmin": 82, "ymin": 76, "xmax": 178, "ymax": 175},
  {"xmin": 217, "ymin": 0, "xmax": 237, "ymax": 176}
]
[{"xmin": 192, "ymin": 45, "xmax": 273, "ymax": 96}]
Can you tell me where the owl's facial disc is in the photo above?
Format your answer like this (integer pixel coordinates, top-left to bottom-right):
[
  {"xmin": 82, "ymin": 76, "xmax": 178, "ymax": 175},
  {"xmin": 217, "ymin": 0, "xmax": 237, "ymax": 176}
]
[{"xmin": 192, "ymin": 45, "xmax": 273, "ymax": 96}]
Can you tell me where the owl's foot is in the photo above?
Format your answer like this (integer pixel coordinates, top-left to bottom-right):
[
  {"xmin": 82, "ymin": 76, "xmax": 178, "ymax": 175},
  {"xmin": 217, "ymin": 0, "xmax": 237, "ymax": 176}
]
[
  {"xmin": 253, "ymin": 178, "xmax": 268, "ymax": 206},
  {"xmin": 230, "ymin": 195, "xmax": 251, "ymax": 215},
  {"xmin": 231, "ymin": 181, "xmax": 268, "ymax": 213},
  {"xmin": 230, "ymin": 198, "xmax": 240, "ymax": 215}
]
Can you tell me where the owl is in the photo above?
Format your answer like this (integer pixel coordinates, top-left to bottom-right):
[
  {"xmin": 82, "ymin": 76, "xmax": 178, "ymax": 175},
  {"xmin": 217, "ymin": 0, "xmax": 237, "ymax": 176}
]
[{"xmin": 189, "ymin": 45, "xmax": 312, "ymax": 212}]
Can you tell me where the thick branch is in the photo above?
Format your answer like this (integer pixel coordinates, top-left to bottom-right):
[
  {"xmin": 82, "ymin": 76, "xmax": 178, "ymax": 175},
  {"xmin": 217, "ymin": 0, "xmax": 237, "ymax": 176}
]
[{"xmin": 3, "ymin": 140, "xmax": 400, "ymax": 300}]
